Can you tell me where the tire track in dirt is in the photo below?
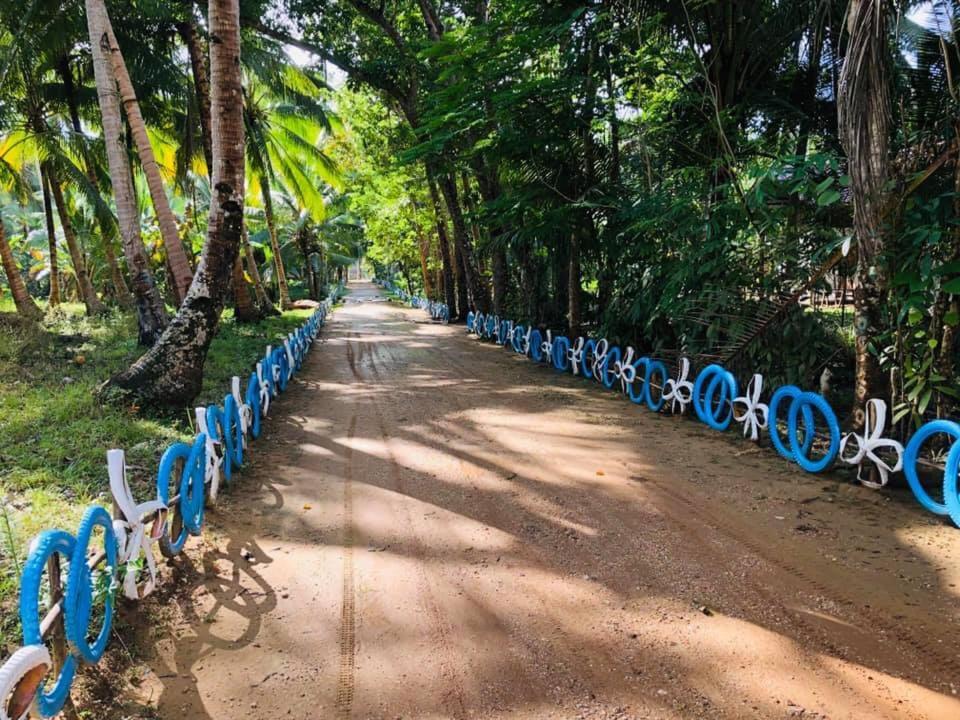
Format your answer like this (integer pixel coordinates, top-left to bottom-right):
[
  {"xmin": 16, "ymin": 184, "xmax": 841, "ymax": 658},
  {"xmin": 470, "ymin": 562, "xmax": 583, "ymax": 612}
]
[
  {"xmin": 369, "ymin": 313, "xmax": 661, "ymax": 708},
  {"xmin": 335, "ymin": 410, "xmax": 358, "ymax": 718},
  {"xmin": 363, "ymin": 334, "xmax": 470, "ymax": 720}
]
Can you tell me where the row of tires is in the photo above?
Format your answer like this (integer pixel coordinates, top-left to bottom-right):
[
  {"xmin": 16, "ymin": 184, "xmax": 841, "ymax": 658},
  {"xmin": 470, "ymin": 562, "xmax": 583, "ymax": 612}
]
[
  {"xmin": 375, "ymin": 280, "xmax": 450, "ymax": 323},
  {"xmin": 465, "ymin": 312, "xmax": 960, "ymax": 529},
  {"xmin": 0, "ymin": 303, "xmax": 331, "ymax": 720}
]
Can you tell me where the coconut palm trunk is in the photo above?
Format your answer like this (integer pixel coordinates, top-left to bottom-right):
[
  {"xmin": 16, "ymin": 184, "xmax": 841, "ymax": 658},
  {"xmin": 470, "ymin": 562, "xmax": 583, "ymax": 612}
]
[
  {"xmin": 177, "ymin": 11, "xmax": 214, "ymax": 174},
  {"xmin": 243, "ymin": 226, "xmax": 278, "ymax": 314},
  {"xmin": 40, "ymin": 168, "xmax": 60, "ymax": 307},
  {"xmin": 232, "ymin": 254, "xmax": 261, "ymax": 322},
  {"xmin": 838, "ymin": 0, "xmax": 891, "ymax": 430},
  {"xmin": 99, "ymin": 9, "xmax": 193, "ymax": 305},
  {"xmin": 45, "ymin": 164, "xmax": 106, "ymax": 315},
  {"xmin": 261, "ymin": 173, "xmax": 292, "ymax": 309},
  {"xmin": 57, "ymin": 53, "xmax": 133, "ymax": 308},
  {"xmin": 85, "ymin": 0, "xmax": 168, "ymax": 344},
  {"xmin": 426, "ymin": 173, "xmax": 456, "ymax": 315},
  {"xmin": 102, "ymin": 0, "xmax": 245, "ymax": 406},
  {"xmin": 0, "ymin": 218, "xmax": 42, "ymax": 319}
]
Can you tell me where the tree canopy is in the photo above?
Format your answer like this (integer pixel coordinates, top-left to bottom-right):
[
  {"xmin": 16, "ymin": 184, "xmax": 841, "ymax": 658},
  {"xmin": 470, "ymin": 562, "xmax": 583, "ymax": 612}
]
[{"xmin": 0, "ymin": 0, "xmax": 957, "ymax": 427}]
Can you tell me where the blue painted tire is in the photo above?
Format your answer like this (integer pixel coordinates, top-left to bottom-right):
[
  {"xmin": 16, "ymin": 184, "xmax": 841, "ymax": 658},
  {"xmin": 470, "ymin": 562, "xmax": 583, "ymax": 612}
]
[
  {"xmin": 157, "ymin": 437, "xmax": 206, "ymax": 552},
  {"xmin": 944, "ymin": 440, "xmax": 960, "ymax": 528},
  {"xmin": 581, "ymin": 339, "xmax": 596, "ymax": 378},
  {"xmin": 701, "ymin": 368, "xmax": 738, "ymax": 431},
  {"xmin": 602, "ymin": 346, "xmax": 620, "ymax": 389},
  {"xmin": 529, "ymin": 330, "xmax": 543, "ymax": 362},
  {"xmin": 206, "ymin": 405, "xmax": 231, "ymax": 483},
  {"xmin": 768, "ymin": 385, "xmax": 814, "ymax": 463},
  {"xmin": 646, "ymin": 360, "xmax": 668, "ymax": 412},
  {"xmin": 223, "ymin": 394, "xmax": 244, "ymax": 471},
  {"xmin": 277, "ymin": 349, "xmax": 290, "ymax": 392},
  {"xmin": 787, "ymin": 392, "xmax": 839, "ymax": 473},
  {"xmin": 246, "ymin": 372, "xmax": 261, "ymax": 439},
  {"xmin": 65, "ymin": 506, "xmax": 117, "ymax": 664},
  {"xmin": 20, "ymin": 529, "xmax": 78, "ymax": 718},
  {"xmin": 904, "ymin": 420, "xmax": 960, "ymax": 515},
  {"xmin": 262, "ymin": 362, "xmax": 276, "ymax": 399},
  {"xmin": 512, "ymin": 325, "xmax": 525, "ymax": 353},
  {"xmin": 157, "ymin": 443, "xmax": 191, "ymax": 555},
  {"xmin": 486, "ymin": 316, "xmax": 497, "ymax": 339},
  {"xmin": 183, "ymin": 434, "xmax": 207, "ymax": 533},
  {"xmin": 553, "ymin": 337, "xmax": 570, "ymax": 371},
  {"xmin": 467, "ymin": 312, "xmax": 476, "ymax": 331},
  {"xmin": 693, "ymin": 365, "xmax": 725, "ymax": 426},
  {"xmin": 628, "ymin": 358, "xmax": 650, "ymax": 405},
  {"xmin": 499, "ymin": 320, "xmax": 510, "ymax": 346}
]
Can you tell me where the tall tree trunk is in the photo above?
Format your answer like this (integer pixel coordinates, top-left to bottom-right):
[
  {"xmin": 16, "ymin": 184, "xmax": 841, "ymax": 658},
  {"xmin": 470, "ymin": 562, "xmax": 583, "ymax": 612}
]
[
  {"xmin": 177, "ymin": 10, "xmax": 214, "ymax": 174},
  {"xmin": 103, "ymin": 241, "xmax": 131, "ymax": 305},
  {"xmin": 461, "ymin": 169, "xmax": 508, "ymax": 314},
  {"xmin": 0, "ymin": 219, "xmax": 42, "ymax": 319},
  {"xmin": 41, "ymin": 167, "xmax": 60, "ymax": 307},
  {"xmin": 568, "ymin": 230, "xmax": 581, "ymax": 337},
  {"xmin": 102, "ymin": 0, "xmax": 244, "ymax": 407},
  {"xmin": 409, "ymin": 195, "xmax": 433, "ymax": 299},
  {"xmin": 46, "ymin": 164, "xmax": 106, "ymax": 316},
  {"xmin": 261, "ymin": 174, "xmax": 292, "ymax": 309},
  {"xmin": 58, "ymin": 52, "xmax": 134, "ymax": 308},
  {"xmin": 459, "ymin": 171, "xmax": 484, "ymax": 249},
  {"xmin": 467, "ymin": 164, "xmax": 509, "ymax": 315},
  {"xmin": 100, "ymin": 11, "xmax": 193, "ymax": 305},
  {"xmin": 454, "ymin": 241, "xmax": 469, "ymax": 321},
  {"xmin": 604, "ymin": 50, "xmax": 620, "ymax": 188},
  {"xmin": 414, "ymin": 222, "xmax": 433, "ymax": 299},
  {"xmin": 86, "ymin": 0, "xmax": 168, "ymax": 343},
  {"xmin": 838, "ymin": 0, "xmax": 891, "ymax": 429},
  {"xmin": 426, "ymin": 172, "xmax": 456, "ymax": 315},
  {"xmin": 294, "ymin": 229, "xmax": 319, "ymax": 300},
  {"xmin": 518, "ymin": 240, "xmax": 537, "ymax": 323},
  {"xmin": 795, "ymin": 2, "xmax": 828, "ymax": 160},
  {"xmin": 232, "ymin": 255, "xmax": 260, "ymax": 322},
  {"xmin": 436, "ymin": 171, "xmax": 490, "ymax": 312},
  {"xmin": 244, "ymin": 227, "xmax": 279, "ymax": 314},
  {"xmin": 491, "ymin": 247, "xmax": 507, "ymax": 316}
]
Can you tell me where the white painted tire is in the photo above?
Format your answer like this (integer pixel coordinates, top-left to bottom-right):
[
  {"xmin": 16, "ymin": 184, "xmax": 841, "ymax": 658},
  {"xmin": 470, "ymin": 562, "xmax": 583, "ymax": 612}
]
[{"xmin": 0, "ymin": 644, "xmax": 51, "ymax": 720}]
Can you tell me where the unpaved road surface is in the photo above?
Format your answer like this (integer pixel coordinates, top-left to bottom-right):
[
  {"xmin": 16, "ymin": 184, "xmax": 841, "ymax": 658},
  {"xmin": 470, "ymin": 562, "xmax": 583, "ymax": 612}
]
[{"xmin": 126, "ymin": 282, "xmax": 960, "ymax": 719}]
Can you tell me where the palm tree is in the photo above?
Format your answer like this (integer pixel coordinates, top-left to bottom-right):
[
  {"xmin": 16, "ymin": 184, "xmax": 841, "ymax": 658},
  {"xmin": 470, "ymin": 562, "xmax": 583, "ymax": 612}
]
[
  {"xmin": 103, "ymin": 0, "xmax": 246, "ymax": 406},
  {"xmin": 39, "ymin": 167, "xmax": 60, "ymax": 306},
  {"xmin": 0, "ymin": 30, "xmax": 110, "ymax": 316},
  {"xmin": 242, "ymin": 227, "xmax": 278, "ymax": 313},
  {"xmin": 84, "ymin": 0, "xmax": 168, "ymax": 344},
  {"xmin": 96, "ymin": 4, "xmax": 194, "ymax": 305},
  {"xmin": 56, "ymin": 52, "xmax": 133, "ymax": 308},
  {"xmin": 43, "ymin": 159, "xmax": 106, "ymax": 314},
  {"xmin": 244, "ymin": 65, "xmax": 339, "ymax": 309},
  {"xmin": 0, "ymin": 215, "xmax": 41, "ymax": 319},
  {"xmin": 838, "ymin": 0, "xmax": 891, "ymax": 430}
]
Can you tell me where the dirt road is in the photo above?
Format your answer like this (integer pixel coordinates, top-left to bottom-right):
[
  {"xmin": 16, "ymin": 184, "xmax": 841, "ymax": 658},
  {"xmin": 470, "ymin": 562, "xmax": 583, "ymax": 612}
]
[{"xmin": 126, "ymin": 281, "xmax": 960, "ymax": 719}]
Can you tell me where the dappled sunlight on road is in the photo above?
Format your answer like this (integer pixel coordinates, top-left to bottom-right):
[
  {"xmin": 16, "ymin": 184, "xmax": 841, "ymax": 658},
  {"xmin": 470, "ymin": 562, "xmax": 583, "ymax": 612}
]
[{"xmin": 126, "ymin": 282, "xmax": 960, "ymax": 720}]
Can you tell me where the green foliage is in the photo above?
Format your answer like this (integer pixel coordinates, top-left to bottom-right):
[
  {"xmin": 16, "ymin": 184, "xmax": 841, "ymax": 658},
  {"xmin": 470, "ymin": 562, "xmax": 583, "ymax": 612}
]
[{"xmin": 326, "ymin": 88, "xmax": 433, "ymax": 291}]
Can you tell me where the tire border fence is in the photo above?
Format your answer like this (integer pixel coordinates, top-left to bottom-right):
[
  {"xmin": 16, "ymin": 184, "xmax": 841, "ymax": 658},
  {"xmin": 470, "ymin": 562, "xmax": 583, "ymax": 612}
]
[
  {"xmin": 375, "ymin": 278, "xmax": 449, "ymax": 324},
  {"xmin": 0, "ymin": 300, "xmax": 332, "ymax": 720},
  {"xmin": 459, "ymin": 310, "xmax": 960, "ymax": 530}
]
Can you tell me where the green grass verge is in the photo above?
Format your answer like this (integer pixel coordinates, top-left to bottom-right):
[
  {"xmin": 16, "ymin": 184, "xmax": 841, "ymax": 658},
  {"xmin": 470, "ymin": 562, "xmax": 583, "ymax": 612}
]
[{"xmin": 0, "ymin": 301, "xmax": 311, "ymax": 649}]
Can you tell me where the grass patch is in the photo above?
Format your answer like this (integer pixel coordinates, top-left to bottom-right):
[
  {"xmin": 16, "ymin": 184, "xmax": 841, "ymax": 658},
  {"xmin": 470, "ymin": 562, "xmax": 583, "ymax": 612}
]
[{"xmin": 0, "ymin": 302, "xmax": 312, "ymax": 649}]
